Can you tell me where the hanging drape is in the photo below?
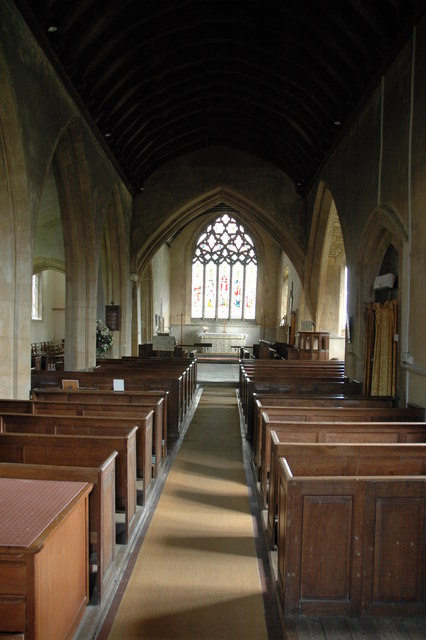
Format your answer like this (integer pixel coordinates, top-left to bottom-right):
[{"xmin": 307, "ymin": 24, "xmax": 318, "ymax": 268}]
[
  {"xmin": 364, "ymin": 299, "xmax": 397, "ymax": 396},
  {"xmin": 363, "ymin": 305, "xmax": 376, "ymax": 394}
]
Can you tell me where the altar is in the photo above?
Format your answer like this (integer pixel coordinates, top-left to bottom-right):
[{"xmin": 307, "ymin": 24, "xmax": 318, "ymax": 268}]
[{"xmin": 199, "ymin": 332, "xmax": 246, "ymax": 354}]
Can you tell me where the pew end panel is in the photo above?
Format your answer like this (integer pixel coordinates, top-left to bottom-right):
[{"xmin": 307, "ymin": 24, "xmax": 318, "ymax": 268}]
[{"xmin": 277, "ymin": 456, "xmax": 426, "ymax": 618}]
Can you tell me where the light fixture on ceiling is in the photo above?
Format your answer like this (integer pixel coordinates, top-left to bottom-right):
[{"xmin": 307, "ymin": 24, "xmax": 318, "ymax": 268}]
[
  {"xmin": 334, "ymin": 119, "xmax": 342, "ymax": 126},
  {"xmin": 47, "ymin": 25, "xmax": 57, "ymax": 33},
  {"xmin": 104, "ymin": 132, "xmax": 112, "ymax": 139}
]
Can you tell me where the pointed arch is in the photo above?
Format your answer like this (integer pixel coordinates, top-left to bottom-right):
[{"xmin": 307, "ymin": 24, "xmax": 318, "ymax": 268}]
[
  {"xmin": 135, "ymin": 186, "xmax": 305, "ymax": 280},
  {"xmin": 306, "ymin": 181, "xmax": 347, "ymax": 359},
  {"xmin": 358, "ymin": 205, "xmax": 408, "ymax": 305}
]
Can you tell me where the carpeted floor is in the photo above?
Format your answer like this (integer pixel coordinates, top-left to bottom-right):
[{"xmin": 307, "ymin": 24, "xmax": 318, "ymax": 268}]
[{"xmin": 104, "ymin": 384, "xmax": 269, "ymax": 639}]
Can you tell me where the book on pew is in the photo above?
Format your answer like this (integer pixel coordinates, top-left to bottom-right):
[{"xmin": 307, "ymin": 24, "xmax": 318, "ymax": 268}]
[{"xmin": 61, "ymin": 379, "xmax": 79, "ymax": 390}]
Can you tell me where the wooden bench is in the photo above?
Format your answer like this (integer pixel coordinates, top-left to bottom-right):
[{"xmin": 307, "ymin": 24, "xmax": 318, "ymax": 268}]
[
  {"xmin": 101, "ymin": 356, "xmax": 198, "ymax": 406},
  {"xmin": 252, "ymin": 394, "xmax": 395, "ymax": 471},
  {"xmin": 92, "ymin": 364, "xmax": 188, "ymax": 423},
  {"xmin": 259, "ymin": 406, "xmax": 425, "ymax": 505},
  {"xmin": 29, "ymin": 392, "xmax": 166, "ymax": 474},
  {"xmin": 238, "ymin": 358, "xmax": 354, "ymax": 429},
  {"xmin": 242, "ymin": 377, "xmax": 363, "ymax": 441},
  {"xmin": 0, "ymin": 429, "xmax": 137, "ymax": 545},
  {"xmin": 0, "ymin": 454, "xmax": 117, "ymax": 605},
  {"xmin": 276, "ymin": 444, "xmax": 426, "ymax": 617},
  {"xmin": 30, "ymin": 388, "xmax": 167, "ymax": 458},
  {"xmin": 31, "ymin": 369, "xmax": 183, "ymax": 441},
  {"xmin": 0, "ymin": 477, "xmax": 92, "ymax": 639},
  {"xmin": 0, "ymin": 412, "xmax": 152, "ymax": 506},
  {"xmin": 267, "ymin": 429, "xmax": 426, "ymax": 548}
]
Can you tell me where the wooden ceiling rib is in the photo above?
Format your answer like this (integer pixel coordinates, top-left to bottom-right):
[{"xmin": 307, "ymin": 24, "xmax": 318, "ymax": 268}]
[{"xmin": 15, "ymin": 0, "xmax": 426, "ymax": 194}]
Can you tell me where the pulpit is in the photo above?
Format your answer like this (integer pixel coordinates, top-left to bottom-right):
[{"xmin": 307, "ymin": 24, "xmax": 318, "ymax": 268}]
[{"xmin": 297, "ymin": 331, "xmax": 329, "ymax": 360}]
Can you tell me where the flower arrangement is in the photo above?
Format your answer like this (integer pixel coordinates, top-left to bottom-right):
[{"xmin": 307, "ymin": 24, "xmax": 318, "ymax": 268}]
[{"xmin": 96, "ymin": 318, "xmax": 113, "ymax": 356}]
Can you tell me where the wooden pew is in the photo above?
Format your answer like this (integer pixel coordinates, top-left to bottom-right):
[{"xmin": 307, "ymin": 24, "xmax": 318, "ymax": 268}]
[
  {"xmin": 0, "ymin": 454, "xmax": 117, "ymax": 605},
  {"xmin": 238, "ymin": 359, "xmax": 348, "ymax": 414},
  {"xmin": 267, "ymin": 429, "xmax": 426, "ymax": 548},
  {"xmin": 31, "ymin": 369, "xmax": 183, "ymax": 441},
  {"xmin": 0, "ymin": 429, "xmax": 137, "ymax": 545},
  {"xmin": 92, "ymin": 364, "xmax": 188, "ymax": 422},
  {"xmin": 0, "ymin": 478, "xmax": 92, "ymax": 639},
  {"xmin": 241, "ymin": 374, "xmax": 363, "ymax": 441},
  {"xmin": 259, "ymin": 406, "xmax": 425, "ymax": 504},
  {"xmin": 29, "ymin": 392, "xmax": 166, "ymax": 474},
  {"xmin": 252, "ymin": 394, "xmax": 395, "ymax": 471},
  {"xmin": 276, "ymin": 444, "xmax": 426, "ymax": 617},
  {"xmin": 0, "ymin": 412, "xmax": 153, "ymax": 506},
  {"xmin": 99, "ymin": 356, "xmax": 198, "ymax": 406}
]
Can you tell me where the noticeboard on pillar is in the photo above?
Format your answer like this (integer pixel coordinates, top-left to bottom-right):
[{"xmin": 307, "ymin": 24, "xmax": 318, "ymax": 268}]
[{"xmin": 105, "ymin": 303, "xmax": 120, "ymax": 331}]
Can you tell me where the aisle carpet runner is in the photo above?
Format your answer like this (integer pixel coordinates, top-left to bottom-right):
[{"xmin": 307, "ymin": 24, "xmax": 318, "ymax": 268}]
[{"xmin": 106, "ymin": 384, "xmax": 268, "ymax": 639}]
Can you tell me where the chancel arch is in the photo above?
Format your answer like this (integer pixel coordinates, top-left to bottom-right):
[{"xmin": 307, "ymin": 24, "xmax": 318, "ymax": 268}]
[{"xmin": 133, "ymin": 149, "xmax": 305, "ymax": 279}]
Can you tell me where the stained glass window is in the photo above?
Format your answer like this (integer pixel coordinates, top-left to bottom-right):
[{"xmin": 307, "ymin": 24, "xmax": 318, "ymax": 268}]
[{"xmin": 191, "ymin": 213, "xmax": 257, "ymax": 320}]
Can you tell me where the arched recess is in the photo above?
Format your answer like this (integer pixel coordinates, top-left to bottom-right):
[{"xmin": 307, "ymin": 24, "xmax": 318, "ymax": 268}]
[
  {"xmin": 0, "ymin": 49, "xmax": 33, "ymax": 397},
  {"xmin": 98, "ymin": 186, "xmax": 131, "ymax": 357},
  {"xmin": 358, "ymin": 206, "xmax": 407, "ymax": 311},
  {"xmin": 135, "ymin": 186, "xmax": 305, "ymax": 282},
  {"xmin": 306, "ymin": 182, "xmax": 347, "ymax": 359},
  {"xmin": 53, "ymin": 120, "xmax": 98, "ymax": 370},
  {"xmin": 357, "ymin": 206, "xmax": 408, "ymax": 397}
]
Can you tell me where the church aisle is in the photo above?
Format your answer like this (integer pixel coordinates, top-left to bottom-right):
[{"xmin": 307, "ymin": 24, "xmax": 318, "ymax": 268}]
[{"xmin": 95, "ymin": 381, "xmax": 278, "ymax": 640}]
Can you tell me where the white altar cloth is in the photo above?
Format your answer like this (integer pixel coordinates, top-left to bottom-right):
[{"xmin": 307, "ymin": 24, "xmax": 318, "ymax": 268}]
[{"xmin": 199, "ymin": 332, "xmax": 246, "ymax": 353}]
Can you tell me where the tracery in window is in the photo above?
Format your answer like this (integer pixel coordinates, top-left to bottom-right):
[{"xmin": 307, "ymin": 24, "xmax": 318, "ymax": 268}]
[{"xmin": 191, "ymin": 213, "xmax": 257, "ymax": 320}]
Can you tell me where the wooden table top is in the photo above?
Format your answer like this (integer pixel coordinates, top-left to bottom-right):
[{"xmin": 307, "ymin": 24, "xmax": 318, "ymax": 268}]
[{"xmin": 0, "ymin": 477, "xmax": 90, "ymax": 549}]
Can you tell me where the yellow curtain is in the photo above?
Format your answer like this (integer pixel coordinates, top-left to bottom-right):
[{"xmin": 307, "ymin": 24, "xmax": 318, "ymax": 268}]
[
  {"xmin": 370, "ymin": 299, "xmax": 397, "ymax": 396},
  {"xmin": 363, "ymin": 306, "xmax": 376, "ymax": 394}
]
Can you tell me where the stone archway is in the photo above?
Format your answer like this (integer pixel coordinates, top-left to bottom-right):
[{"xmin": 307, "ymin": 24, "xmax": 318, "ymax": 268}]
[
  {"xmin": 357, "ymin": 206, "xmax": 408, "ymax": 398},
  {"xmin": 306, "ymin": 182, "xmax": 347, "ymax": 359}
]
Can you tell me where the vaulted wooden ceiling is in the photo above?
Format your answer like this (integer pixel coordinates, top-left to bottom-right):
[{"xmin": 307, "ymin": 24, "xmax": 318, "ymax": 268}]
[{"xmin": 15, "ymin": 0, "xmax": 426, "ymax": 195}]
